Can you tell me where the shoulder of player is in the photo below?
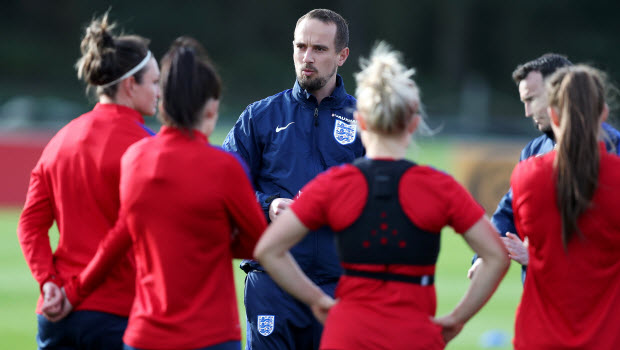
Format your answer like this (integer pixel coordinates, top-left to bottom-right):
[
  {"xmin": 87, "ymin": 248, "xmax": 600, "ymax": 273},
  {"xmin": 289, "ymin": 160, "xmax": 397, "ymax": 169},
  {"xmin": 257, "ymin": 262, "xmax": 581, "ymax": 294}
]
[
  {"xmin": 512, "ymin": 152, "xmax": 552, "ymax": 188},
  {"xmin": 306, "ymin": 163, "xmax": 364, "ymax": 195},
  {"xmin": 206, "ymin": 145, "xmax": 251, "ymax": 174},
  {"xmin": 403, "ymin": 164, "xmax": 454, "ymax": 182},
  {"xmin": 398, "ymin": 165, "xmax": 468, "ymax": 198},
  {"xmin": 600, "ymin": 144, "xmax": 620, "ymax": 167},
  {"xmin": 323, "ymin": 163, "xmax": 361, "ymax": 179},
  {"xmin": 121, "ymin": 136, "xmax": 152, "ymax": 162}
]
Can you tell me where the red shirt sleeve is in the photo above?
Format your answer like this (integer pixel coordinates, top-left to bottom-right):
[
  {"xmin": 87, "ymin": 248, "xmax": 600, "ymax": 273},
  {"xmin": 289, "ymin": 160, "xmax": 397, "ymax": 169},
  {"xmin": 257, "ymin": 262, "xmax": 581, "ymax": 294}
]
[
  {"xmin": 290, "ymin": 170, "xmax": 333, "ymax": 231},
  {"xmin": 64, "ymin": 216, "xmax": 132, "ymax": 306},
  {"xmin": 291, "ymin": 164, "xmax": 366, "ymax": 232},
  {"xmin": 17, "ymin": 162, "xmax": 60, "ymax": 290},
  {"xmin": 444, "ymin": 179, "xmax": 486, "ymax": 234},
  {"xmin": 400, "ymin": 166, "xmax": 485, "ymax": 234},
  {"xmin": 225, "ymin": 157, "xmax": 268, "ymax": 259}
]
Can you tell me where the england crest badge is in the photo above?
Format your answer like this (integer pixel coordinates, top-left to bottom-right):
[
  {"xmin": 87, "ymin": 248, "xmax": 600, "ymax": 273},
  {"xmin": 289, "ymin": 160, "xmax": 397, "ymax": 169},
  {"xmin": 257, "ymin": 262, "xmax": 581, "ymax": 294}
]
[
  {"xmin": 333, "ymin": 120, "xmax": 356, "ymax": 145},
  {"xmin": 258, "ymin": 315, "xmax": 275, "ymax": 336}
]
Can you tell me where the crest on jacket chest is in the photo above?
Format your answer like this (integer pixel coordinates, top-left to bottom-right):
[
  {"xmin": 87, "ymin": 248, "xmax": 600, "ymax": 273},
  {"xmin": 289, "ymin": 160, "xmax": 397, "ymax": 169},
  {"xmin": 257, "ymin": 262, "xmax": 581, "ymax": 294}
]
[{"xmin": 334, "ymin": 119, "xmax": 356, "ymax": 145}]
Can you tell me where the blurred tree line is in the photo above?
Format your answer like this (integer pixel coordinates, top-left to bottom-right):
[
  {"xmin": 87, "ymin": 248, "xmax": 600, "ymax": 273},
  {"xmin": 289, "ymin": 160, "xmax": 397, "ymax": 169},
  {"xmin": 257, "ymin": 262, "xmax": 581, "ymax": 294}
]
[{"xmin": 1, "ymin": 0, "xmax": 619, "ymax": 135}]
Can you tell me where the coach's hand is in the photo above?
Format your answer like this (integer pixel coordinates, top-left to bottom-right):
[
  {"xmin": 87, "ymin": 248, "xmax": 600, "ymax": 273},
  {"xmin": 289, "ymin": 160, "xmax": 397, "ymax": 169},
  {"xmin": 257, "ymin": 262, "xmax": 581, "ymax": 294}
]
[
  {"xmin": 502, "ymin": 232, "xmax": 529, "ymax": 266},
  {"xmin": 310, "ymin": 295, "xmax": 336, "ymax": 324},
  {"xmin": 269, "ymin": 198, "xmax": 293, "ymax": 222}
]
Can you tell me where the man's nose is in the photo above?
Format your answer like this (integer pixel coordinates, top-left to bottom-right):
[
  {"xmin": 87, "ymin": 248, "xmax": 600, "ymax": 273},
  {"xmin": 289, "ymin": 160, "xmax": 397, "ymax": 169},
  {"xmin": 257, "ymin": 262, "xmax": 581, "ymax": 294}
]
[
  {"xmin": 303, "ymin": 49, "xmax": 314, "ymax": 63},
  {"xmin": 524, "ymin": 103, "xmax": 532, "ymax": 117}
]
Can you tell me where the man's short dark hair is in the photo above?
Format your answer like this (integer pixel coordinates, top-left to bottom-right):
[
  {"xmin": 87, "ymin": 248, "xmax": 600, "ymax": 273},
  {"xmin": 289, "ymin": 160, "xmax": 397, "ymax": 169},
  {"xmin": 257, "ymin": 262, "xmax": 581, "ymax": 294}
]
[
  {"xmin": 296, "ymin": 9, "xmax": 349, "ymax": 51},
  {"xmin": 512, "ymin": 53, "xmax": 573, "ymax": 84}
]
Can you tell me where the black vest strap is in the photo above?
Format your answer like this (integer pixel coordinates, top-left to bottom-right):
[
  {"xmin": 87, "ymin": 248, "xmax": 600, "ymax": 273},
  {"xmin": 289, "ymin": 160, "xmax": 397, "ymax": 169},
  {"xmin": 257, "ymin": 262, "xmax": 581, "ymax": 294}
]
[
  {"xmin": 344, "ymin": 268, "xmax": 434, "ymax": 286},
  {"xmin": 336, "ymin": 158, "xmax": 441, "ymax": 266}
]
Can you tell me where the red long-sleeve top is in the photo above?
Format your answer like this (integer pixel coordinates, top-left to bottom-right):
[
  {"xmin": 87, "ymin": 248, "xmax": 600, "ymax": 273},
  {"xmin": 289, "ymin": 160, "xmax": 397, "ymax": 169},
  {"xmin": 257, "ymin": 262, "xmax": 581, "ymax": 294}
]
[
  {"xmin": 512, "ymin": 143, "xmax": 620, "ymax": 349},
  {"xmin": 17, "ymin": 103, "xmax": 152, "ymax": 315},
  {"xmin": 65, "ymin": 126, "xmax": 267, "ymax": 349}
]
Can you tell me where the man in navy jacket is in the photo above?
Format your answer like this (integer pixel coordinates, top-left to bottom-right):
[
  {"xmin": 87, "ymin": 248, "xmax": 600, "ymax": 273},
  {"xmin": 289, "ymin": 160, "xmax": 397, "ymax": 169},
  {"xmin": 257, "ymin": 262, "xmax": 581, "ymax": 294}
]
[
  {"xmin": 469, "ymin": 53, "xmax": 620, "ymax": 283},
  {"xmin": 223, "ymin": 9, "xmax": 364, "ymax": 350}
]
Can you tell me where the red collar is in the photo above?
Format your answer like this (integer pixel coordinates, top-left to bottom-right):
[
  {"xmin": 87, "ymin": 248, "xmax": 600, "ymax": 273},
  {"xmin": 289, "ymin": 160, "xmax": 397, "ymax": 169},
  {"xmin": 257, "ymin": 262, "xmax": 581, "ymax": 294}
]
[{"xmin": 93, "ymin": 103, "xmax": 145, "ymax": 124}]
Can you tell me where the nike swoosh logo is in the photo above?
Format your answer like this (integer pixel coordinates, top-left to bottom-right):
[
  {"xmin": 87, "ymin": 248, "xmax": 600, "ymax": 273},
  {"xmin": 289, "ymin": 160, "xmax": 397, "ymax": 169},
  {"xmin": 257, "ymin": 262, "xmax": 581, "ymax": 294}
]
[{"xmin": 276, "ymin": 122, "xmax": 295, "ymax": 133}]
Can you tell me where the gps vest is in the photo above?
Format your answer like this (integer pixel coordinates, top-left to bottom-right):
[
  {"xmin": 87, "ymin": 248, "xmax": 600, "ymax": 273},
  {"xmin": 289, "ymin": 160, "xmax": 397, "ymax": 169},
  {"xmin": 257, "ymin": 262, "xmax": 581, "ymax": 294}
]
[{"xmin": 336, "ymin": 158, "xmax": 440, "ymax": 285}]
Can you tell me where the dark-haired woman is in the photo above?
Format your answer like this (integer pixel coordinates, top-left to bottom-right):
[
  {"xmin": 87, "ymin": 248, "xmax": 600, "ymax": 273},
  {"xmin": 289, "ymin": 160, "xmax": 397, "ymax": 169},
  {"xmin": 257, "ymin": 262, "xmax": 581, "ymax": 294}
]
[
  {"xmin": 254, "ymin": 43, "xmax": 509, "ymax": 350},
  {"xmin": 511, "ymin": 65, "xmax": 620, "ymax": 349},
  {"xmin": 48, "ymin": 37, "xmax": 267, "ymax": 350},
  {"xmin": 17, "ymin": 13, "xmax": 159, "ymax": 350}
]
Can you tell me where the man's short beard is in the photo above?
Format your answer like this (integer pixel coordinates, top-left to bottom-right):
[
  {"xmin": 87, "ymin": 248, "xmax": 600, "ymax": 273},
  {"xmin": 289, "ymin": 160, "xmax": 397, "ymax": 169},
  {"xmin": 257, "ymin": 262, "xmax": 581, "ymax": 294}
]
[
  {"xmin": 533, "ymin": 118, "xmax": 552, "ymax": 134},
  {"xmin": 298, "ymin": 75, "xmax": 328, "ymax": 92},
  {"xmin": 297, "ymin": 65, "xmax": 337, "ymax": 93},
  {"xmin": 540, "ymin": 124, "xmax": 552, "ymax": 133}
]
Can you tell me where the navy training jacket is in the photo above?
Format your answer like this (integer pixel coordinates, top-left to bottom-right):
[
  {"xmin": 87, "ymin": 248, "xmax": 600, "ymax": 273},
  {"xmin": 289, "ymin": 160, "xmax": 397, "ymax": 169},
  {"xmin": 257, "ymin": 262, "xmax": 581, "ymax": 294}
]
[{"xmin": 223, "ymin": 75, "xmax": 365, "ymax": 283}]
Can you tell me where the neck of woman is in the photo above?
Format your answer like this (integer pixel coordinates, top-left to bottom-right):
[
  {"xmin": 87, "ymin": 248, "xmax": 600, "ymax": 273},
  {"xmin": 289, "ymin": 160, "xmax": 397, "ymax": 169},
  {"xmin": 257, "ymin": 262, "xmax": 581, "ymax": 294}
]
[
  {"xmin": 99, "ymin": 94, "xmax": 134, "ymax": 110},
  {"xmin": 363, "ymin": 131, "xmax": 410, "ymax": 160}
]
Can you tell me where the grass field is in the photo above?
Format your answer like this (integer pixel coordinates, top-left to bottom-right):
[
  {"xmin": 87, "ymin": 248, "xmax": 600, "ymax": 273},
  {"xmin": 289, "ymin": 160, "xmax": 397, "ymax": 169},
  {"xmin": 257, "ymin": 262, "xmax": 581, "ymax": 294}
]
[{"xmin": 0, "ymin": 127, "xmax": 523, "ymax": 349}]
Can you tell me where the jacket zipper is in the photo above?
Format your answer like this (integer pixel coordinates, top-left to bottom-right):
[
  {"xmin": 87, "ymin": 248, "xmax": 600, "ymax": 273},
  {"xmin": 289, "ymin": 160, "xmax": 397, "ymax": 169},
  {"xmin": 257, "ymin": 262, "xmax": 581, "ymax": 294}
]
[
  {"xmin": 313, "ymin": 106, "xmax": 320, "ymax": 275},
  {"xmin": 314, "ymin": 107, "xmax": 319, "ymax": 126}
]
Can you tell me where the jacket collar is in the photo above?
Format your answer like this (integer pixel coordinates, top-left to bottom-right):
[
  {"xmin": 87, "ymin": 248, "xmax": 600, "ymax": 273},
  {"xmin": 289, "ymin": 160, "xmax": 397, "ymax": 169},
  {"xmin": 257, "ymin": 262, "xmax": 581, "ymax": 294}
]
[{"xmin": 292, "ymin": 74, "xmax": 348, "ymax": 108}]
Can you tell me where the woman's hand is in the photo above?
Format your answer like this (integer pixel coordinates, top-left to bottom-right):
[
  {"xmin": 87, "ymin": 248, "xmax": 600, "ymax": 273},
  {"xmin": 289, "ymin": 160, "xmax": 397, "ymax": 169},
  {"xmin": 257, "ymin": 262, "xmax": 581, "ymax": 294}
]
[
  {"xmin": 310, "ymin": 294, "xmax": 337, "ymax": 324},
  {"xmin": 431, "ymin": 313, "xmax": 465, "ymax": 344}
]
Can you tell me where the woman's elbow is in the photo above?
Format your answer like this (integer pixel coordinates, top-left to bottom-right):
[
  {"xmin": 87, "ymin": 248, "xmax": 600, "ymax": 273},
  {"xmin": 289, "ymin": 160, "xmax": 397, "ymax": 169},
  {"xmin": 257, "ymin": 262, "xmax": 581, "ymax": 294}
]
[
  {"xmin": 493, "ymin": 248, "xmax": 511, "ymax": 273},
  {"xmin": 253, "ymin": 242, "xmax": 267, "ymax": 262}
]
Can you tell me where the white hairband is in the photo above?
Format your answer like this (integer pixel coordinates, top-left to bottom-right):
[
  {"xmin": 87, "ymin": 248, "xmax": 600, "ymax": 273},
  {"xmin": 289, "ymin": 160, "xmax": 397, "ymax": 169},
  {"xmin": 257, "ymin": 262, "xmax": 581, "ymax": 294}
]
[{"xmin": 99, "ymin": 51, "xmax": 152, "ymax": 88}]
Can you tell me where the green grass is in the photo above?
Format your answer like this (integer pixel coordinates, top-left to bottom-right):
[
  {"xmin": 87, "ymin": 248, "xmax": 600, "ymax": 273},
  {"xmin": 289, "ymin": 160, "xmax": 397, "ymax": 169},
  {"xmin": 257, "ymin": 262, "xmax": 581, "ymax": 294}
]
[
  {"xmin": 0, "ymin": 126, "xmax": 523, "ymax": 349},
  {"xmin": 0, "ymin": 208, "xmax": 40, "ymax": 348}
]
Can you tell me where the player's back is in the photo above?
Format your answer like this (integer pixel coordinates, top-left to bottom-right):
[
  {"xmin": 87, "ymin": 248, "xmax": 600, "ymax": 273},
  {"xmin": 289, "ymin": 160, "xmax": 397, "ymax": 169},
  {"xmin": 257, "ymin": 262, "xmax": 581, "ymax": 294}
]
[
  {"xmin": 119, "ymin": 125, "xmax": 251, "ymax": 348},
  {"xmin": 35, "ymin": 103, "xmax": 148, "ymax": 314},
  {"xmin": 512, "ymin": 146, "xmax": 620, "ymax": 349}
]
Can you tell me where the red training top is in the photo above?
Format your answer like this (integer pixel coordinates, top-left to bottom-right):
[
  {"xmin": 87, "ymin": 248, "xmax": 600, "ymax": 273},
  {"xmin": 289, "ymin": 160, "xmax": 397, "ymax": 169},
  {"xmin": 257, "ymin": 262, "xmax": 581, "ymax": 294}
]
[
  {"xmin": 512, "ymin": 143, "xmax": 620, "ymax": 350},
  {"xmin": 290, "ymin": 161, "xmax": 485, "ymax": 350},
  {"xmin": 65, "ymin": 126, "xmax": 267, "ymax": 349},
  {"xmin": 17, "ymin": 103, "xmax": 151, "ymax": 315}
]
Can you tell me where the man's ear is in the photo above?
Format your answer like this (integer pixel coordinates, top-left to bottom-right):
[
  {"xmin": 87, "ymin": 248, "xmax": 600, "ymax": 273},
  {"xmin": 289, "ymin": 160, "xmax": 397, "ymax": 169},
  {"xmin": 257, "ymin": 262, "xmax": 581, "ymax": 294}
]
[{"xmin": 337, "ymin": 47, "xmax": 349, "ymax": 67}]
